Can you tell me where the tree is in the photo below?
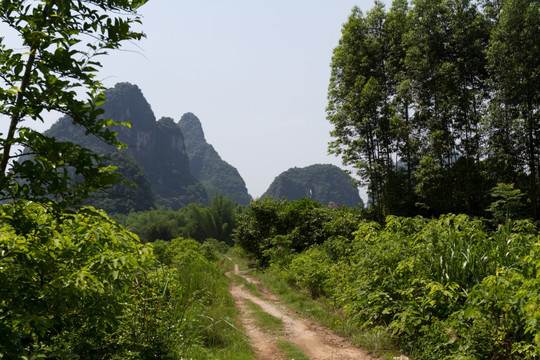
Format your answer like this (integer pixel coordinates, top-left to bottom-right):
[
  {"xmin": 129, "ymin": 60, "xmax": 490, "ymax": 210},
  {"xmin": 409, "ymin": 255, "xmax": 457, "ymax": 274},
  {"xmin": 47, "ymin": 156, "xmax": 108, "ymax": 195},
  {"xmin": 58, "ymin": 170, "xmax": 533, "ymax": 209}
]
[
  {"xmin": 328, "ymin": 0, "xmax": 496, "ymax": 217},
  {"xmin": 487, "ymin": 0, "xmax": 540, "ymax": 219},
  {"xmin": 0, "ymin": 0, "xmax": 148, "ymax": 209},
  {"xmin": 327, "ymin": 2, "xmax": 395, "ymax": 220},
  {"xmin": 486, "ymin": 183, "xmax": 525, "ymax": 222}
]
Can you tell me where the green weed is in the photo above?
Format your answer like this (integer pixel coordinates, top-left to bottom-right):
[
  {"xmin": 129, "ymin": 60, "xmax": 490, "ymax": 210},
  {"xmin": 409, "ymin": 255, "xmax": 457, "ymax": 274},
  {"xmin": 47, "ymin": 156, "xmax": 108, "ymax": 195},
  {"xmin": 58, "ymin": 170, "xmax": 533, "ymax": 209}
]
[
  {"xmin": 244, "ymin": 299, "xmax": 284, "ymax": 334},
  {"xmin": 276, "ymin": 340, "xmax": 310, "ymax": 360},
  {"xmin": 232, "ymin": 274, "xmax": 264, "ymax": 298}
]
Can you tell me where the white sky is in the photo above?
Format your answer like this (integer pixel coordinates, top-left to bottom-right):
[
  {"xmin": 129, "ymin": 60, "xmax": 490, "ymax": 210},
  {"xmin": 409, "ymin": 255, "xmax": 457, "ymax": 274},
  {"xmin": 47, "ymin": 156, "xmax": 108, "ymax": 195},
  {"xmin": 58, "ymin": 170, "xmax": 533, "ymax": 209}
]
[{"xmin": 2, "ymin": 0, "xmax": 390, "ymax": 201}]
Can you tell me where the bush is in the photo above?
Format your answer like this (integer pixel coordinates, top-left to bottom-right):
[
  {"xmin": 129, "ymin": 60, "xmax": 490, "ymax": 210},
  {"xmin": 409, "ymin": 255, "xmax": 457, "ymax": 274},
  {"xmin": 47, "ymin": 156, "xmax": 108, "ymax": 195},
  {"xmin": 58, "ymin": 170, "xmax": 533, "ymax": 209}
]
[
  {"xmin": 289, "ymin": 246, "xmax": 333, "ymax": 298},
  {"xmin": 0, "ymin": 202, "xmax": 152, "ymax": 359},
  {"xmin": 254, "ymin": 210, "xmax": 540, "ymax": 358},
  {"xmin": 233, "ymin": 197, "xmax": 362, "ymax": 266}
]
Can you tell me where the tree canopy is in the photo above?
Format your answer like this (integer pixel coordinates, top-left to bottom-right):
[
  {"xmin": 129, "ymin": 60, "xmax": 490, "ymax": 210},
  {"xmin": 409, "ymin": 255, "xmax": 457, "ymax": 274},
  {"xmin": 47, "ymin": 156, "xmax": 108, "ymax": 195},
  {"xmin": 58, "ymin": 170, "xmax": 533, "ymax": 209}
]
[
  {"xmin": 328, "ymin": 0, "xmax": 539, "ymax": 220},
  {"xmin": 0, "ymin": 0, "xmax": 147, "ymax": 210}
]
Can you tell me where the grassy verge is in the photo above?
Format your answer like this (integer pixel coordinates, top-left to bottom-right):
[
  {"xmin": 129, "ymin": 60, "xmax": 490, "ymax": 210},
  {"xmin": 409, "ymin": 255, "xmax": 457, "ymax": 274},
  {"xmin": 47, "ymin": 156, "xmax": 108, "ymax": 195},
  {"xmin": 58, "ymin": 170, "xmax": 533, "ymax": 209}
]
[
  {"xmin": 276, "ymin": 340, "xmax": 310, "ymax": 360},
  {"xmin": 244, "ymin": 298, "xmax": 284, "ymax": 334},
  {"xmin": 232, "ymin": 273, "xmax": 264, "ymax": 297},
  {"xmin": 228, "ymin": 248, "xmax": 399, "ymax": 358},
  {"xmin": 145, "ymin": 242, "xmax": 255, "ymax": 360},
  {"xmin": 245, "ymin": 266, "xmax": 398, "ymax": 359}
]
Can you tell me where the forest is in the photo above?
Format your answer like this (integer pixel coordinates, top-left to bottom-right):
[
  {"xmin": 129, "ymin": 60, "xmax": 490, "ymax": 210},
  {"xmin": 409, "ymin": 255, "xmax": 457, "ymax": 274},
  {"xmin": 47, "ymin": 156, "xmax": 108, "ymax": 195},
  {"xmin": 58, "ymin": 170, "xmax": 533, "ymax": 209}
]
[
  {"xmin": 1, "ymin": 0, "xmax": 540, "ymax": 359},
  {"xmin": 327, "ymin": 0, "xmax": 539, "ymax": 221}
]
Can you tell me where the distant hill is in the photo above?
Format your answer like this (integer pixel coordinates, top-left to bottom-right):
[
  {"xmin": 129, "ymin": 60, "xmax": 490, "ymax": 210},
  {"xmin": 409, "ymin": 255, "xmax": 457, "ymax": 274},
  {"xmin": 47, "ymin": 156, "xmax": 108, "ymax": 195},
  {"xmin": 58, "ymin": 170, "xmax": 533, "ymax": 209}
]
[
  {"xmin": 44, "ymin": 82, "xmax": 249, "ymax": 212},
  {"xmin": 263, "ymin": 164, "xmax": 363, "ymax": 207},
  {"xmin": 179, "ymin": 113, "xmax": 251, "ymax": 205}
]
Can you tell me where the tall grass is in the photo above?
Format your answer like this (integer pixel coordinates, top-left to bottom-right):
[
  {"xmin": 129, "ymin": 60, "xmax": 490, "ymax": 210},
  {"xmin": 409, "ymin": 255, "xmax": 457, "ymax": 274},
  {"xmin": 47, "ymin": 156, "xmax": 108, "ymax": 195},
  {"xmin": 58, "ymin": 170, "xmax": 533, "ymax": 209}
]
[
  {"xmin": 128, "ymin": 238, "xmax": 255, "ymax": 360},
  {"xmin": 244, "ymin": 299, "xmax": 284, "ymax": 334}
]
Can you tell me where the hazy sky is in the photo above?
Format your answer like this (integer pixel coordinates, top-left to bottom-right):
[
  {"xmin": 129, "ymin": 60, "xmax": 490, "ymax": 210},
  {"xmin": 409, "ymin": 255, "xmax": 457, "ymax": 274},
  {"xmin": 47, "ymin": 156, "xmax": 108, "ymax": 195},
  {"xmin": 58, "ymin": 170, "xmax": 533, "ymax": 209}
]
[{"xmin": 4, "ymin": 0, "xmax": 390, "ymax": 201}]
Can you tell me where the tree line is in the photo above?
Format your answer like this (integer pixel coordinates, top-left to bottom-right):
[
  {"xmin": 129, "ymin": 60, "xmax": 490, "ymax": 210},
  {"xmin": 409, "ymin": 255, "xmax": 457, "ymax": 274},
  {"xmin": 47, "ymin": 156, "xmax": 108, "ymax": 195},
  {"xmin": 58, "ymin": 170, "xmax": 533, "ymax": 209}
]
[
  {"xmin": 114, "ymin": 194, "xmax": 239, "ymax": 244},
  {"xmin": 327, "ymin": 0, "xmax": 539, "ymax": 220}
]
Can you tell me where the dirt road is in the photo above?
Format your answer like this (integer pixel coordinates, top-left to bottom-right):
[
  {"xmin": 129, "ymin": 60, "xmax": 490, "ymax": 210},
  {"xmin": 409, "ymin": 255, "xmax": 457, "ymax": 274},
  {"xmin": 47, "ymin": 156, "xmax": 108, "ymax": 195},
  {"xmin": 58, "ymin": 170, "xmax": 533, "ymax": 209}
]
[{"xmin": 229, "ymin": 264, "xmax": 378, "ymax": 360}]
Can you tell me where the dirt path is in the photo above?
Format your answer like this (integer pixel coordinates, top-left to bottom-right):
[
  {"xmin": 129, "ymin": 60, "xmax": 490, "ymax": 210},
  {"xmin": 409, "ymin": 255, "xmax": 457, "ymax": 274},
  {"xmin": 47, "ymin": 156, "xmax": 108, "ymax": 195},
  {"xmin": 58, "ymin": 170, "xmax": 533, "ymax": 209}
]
[{"xmin": 229, "ymin": 264, "xmax": 378, "ymax": 360}]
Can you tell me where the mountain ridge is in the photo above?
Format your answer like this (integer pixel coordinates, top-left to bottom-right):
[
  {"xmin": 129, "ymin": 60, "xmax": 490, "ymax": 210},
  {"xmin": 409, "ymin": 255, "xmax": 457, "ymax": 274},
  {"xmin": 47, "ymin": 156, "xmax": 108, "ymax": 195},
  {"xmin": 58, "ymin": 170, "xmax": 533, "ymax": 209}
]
[
  {"xmin": 179, "ymin": 112, "xmax": 251, "ymax": 205},
  {"xmin": 45, "ymin": 83, "xmax": 251, "ymax": 211}
]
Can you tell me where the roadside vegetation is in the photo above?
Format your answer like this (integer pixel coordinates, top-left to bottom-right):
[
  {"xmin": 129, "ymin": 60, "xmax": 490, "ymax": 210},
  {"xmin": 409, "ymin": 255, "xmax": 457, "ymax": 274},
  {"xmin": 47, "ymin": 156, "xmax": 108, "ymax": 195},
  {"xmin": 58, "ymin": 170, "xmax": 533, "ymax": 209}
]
[
  {"xmin": 244, "ymin": 299, "xmax": 285, "ymax": 334},
  {"xmin": 276, "ymin": 340, "xmax": 310, "ymax": 360},
  {"xmin": 0, "ymin": 202, "xmax": 252, "ymax": 359},
  {"xmin": 2, "ymin": 0, "xmax": 539, "ymax": 359},
  {"xmin": 233, "ymin": 197, "xmax": 540, "ymax": 359}
]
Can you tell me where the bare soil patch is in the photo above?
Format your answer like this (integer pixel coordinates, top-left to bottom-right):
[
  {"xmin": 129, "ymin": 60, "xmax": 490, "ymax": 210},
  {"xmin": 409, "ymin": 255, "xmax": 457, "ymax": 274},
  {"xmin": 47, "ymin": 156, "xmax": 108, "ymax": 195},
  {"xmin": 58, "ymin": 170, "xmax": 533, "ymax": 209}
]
[{"xmin": 229, "ymin": 264, "xmax": 378, "ymax": 360}]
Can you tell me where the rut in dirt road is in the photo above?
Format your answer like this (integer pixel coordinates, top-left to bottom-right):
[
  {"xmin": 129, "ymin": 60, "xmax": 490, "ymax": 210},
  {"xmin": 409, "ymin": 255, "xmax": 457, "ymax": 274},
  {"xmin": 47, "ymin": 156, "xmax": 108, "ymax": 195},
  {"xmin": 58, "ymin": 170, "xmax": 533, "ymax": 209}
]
[{"xmin": 229, "ymin": 264, "xmax": 379, "ymax": 360}]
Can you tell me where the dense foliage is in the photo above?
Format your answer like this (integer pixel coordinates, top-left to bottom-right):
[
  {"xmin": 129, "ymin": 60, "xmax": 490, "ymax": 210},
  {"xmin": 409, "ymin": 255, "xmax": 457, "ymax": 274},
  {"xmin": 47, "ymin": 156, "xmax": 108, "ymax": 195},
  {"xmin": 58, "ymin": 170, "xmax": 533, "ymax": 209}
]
[
  {"xmin": 0, "ymin": 202, "xmax": 152, "ymax": 358},
  {"xmin": 234, "ymin": 197, "xmax": 540, "ymax": 358},
  {"xmin": 328, "ymin": 0, "xmax": 539, "ymax": 220},
  {"xmin": 232, "ymin": 197, "xmax": 363, "ymax": 266},
  {"xmin": 117, "ymin": 194, "xmax": 239, "ymax": 244},
  {"xmin": 263, "ymin": 164, "xmax": 364, "ymax": 207},
  {"xmin": 0, "ymin": 202, "xmax": 251, "ymax": 359}
]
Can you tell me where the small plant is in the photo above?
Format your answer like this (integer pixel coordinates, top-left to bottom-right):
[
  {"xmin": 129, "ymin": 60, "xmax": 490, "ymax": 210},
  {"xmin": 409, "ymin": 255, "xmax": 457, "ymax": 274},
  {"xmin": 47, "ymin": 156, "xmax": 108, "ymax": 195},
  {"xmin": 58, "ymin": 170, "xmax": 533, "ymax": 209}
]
[{"xmin": 486, "ymin": 183, "xmax": 524, "ymax": 223}]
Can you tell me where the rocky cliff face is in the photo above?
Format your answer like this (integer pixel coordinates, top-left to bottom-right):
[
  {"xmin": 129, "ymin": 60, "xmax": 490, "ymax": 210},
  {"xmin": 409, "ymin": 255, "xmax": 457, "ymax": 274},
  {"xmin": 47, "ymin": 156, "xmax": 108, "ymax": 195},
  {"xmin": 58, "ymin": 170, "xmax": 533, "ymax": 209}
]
[
  {"xmin": 45, "ymin": 83, "xmax": 209, "ymax": 210},
  {"xmin": 263, "ymin": 164, "xmax": 363, "ymax": 207},
  {"xmin": 179, "ymin": 113, "xmax": 251, "ymax": 205}
]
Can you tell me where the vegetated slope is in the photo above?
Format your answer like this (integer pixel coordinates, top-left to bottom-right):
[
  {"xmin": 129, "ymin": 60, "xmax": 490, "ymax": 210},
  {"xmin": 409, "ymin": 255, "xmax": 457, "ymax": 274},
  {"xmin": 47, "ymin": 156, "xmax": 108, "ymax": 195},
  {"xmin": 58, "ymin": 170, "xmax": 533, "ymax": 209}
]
[
  {"xmin": 263, "ymin": 164, "xmax": 363, "ymax": 207},
  {"xmin": 179, "ymin": 113, "xmax": 251, "ymax": 205},
  {"xmin": 90, "ymin": 151, "xmax": 155, "ymax": 214}
]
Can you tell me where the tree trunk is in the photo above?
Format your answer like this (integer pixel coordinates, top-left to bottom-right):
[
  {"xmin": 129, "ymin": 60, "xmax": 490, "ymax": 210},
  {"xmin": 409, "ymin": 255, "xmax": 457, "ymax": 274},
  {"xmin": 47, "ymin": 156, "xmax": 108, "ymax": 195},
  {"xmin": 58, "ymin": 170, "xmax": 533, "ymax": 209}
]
[{"xmin": 527, "ymin": 108, "xmax": 538, "ymax": 219}]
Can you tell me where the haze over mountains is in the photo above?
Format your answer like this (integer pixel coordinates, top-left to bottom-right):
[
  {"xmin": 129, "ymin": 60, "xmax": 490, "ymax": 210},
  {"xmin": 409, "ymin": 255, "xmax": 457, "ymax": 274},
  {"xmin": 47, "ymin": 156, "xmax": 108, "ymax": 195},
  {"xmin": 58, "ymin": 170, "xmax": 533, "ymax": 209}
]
[{"xmin": 44, "ymin": 83, "xmax": 362, "ymax": 212}]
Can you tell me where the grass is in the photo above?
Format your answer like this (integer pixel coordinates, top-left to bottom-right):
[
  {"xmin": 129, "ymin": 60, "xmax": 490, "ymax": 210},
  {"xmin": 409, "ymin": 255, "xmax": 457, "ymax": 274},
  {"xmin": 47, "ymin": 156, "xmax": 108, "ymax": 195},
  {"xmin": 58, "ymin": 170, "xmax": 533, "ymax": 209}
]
[
  {"xmin": 244, "ymin": 298, "xmax": 284, "ymax": 334},
  {"xmin": 276, "ymin": 340, "xmax": 310, "ymax": 360},
  {"xmin": 168, "ymin": 253, "xmax": 255, "ymax": 360},
  {"xmin": 232, "ymin": 273, "xmax": 264, "ymax": 297}
]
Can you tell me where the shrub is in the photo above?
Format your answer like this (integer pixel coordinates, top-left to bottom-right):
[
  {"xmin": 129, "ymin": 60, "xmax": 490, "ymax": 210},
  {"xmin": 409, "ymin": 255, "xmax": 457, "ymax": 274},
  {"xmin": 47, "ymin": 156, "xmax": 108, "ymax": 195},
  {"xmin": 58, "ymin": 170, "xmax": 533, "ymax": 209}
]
[
  {"xmin": 0, "ymin": 202, "xmax": 152, "ymax": 359},
  {"xmin": 289, "ymin": 246, "xmax": 333, "ymax": 298}
]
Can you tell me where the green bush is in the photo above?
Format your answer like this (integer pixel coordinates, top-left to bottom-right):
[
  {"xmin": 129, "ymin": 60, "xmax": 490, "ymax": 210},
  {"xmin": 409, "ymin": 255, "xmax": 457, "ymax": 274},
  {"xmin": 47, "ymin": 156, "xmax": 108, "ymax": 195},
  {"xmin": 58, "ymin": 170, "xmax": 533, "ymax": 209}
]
[
  {"xmin": 233, "ymin": 197, "xmax": 362, "ymax": 266},
  {"xmin": 252, "ymin": 211, "xmax": 540, "ymax": 358},
  {"xmin": 289, "ymin": 246, "xmax": 333, "ymax": 298},
  {"xmin": 0, "ymin": 202, "xmax": 153, "ymax": 359}
]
